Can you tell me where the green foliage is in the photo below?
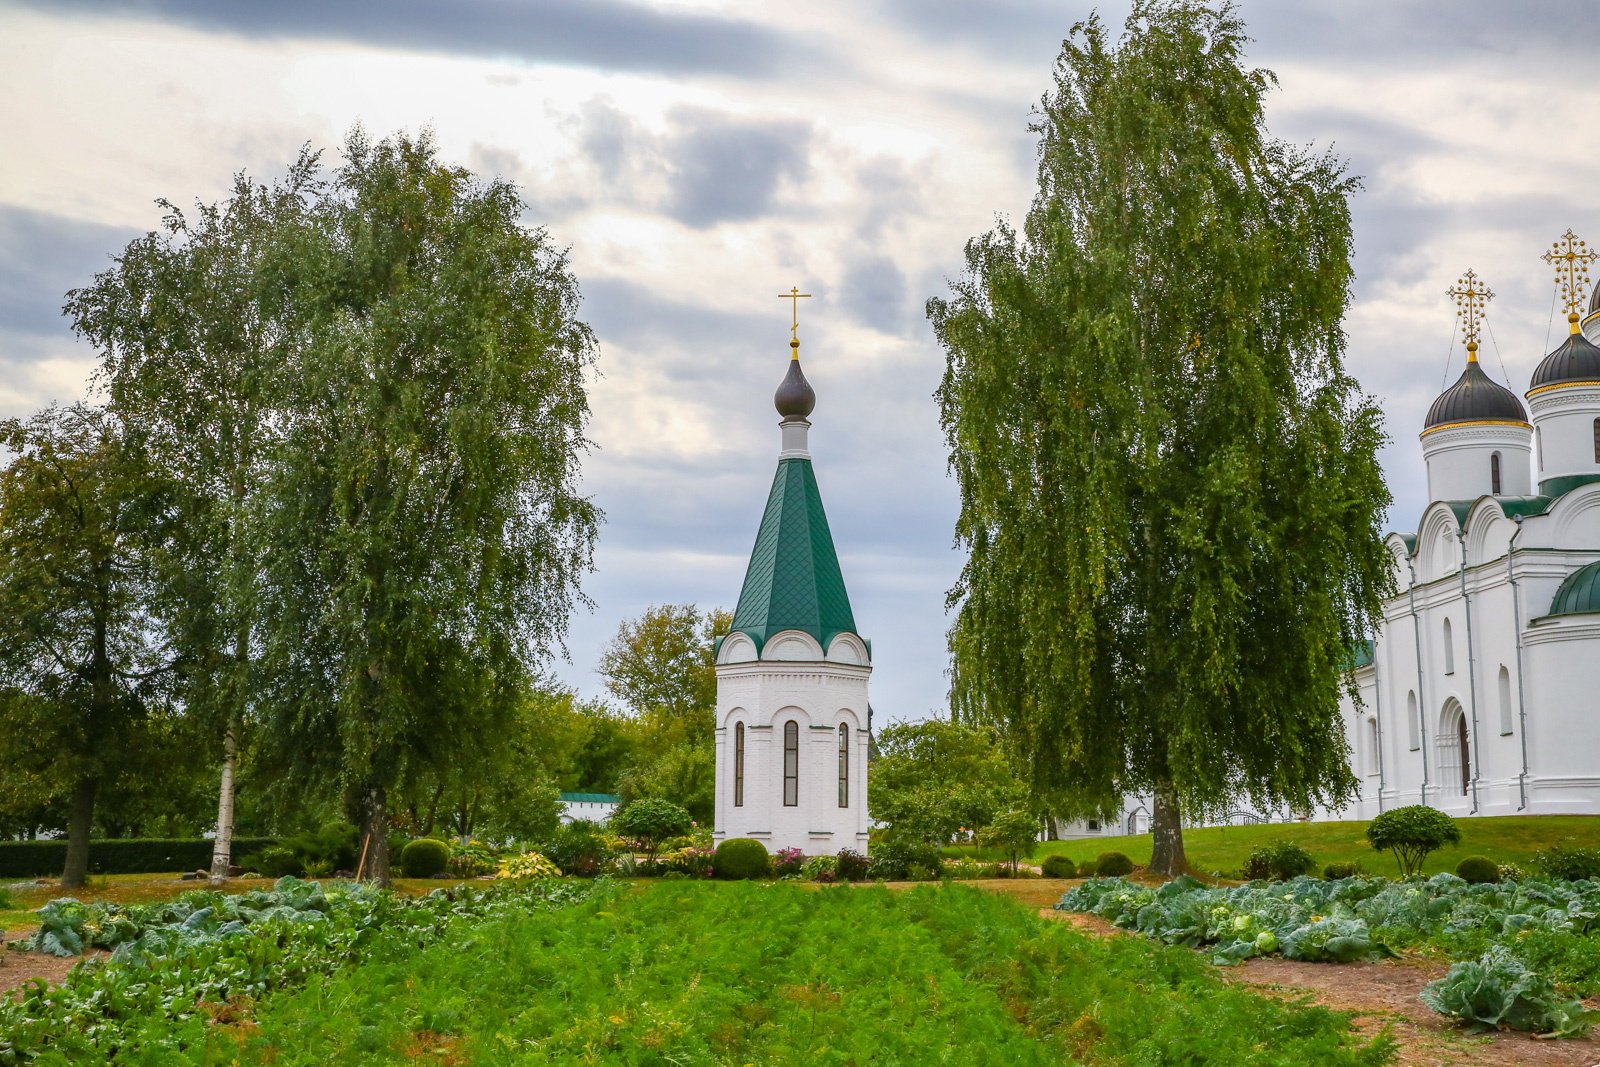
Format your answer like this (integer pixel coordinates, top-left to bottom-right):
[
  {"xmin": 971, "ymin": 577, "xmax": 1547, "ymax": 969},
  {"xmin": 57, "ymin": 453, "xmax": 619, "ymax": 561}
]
[
  {"xmin": 1323, "ymin": 862, "xmax": 1364, "ymax": 880},
  {"xmin": 1095, "ymin": 852, "xmax": 1135, "ymax": 877},
  {"xmin": 610, "ymin": 798, "xmax": 693, "ymax": 863},
  {"xmin": 400, "ymin": 838, "xmax": 451, "ymax": 878},
  {"xmin": 243, "ymin": 846, "xmax": 303, "ymax": 878},
  {"xmin": 495, "ymin": 851, "xmax": 561, "ymax": 881},
  {"xmin": 931, "ymin": 2, "xmax": 1384, "ymax": 873},
  {"xmin": 868, "ymin": 718, "xmax": 1026, "ymax": 844},
  {"xmin": 979, "ymin": 809, "xmax": 1040, "ymax": 874},
  {"xmin": 771, "ymin": 846, "xmax": 805, "ymax": 878},
  {"xmin": 803, "ymin": 855, "xmax": 840, "ymax": 883},
  {"xmin": 1365, "ymin": 806, "xmax": 1461, "ymax": 876},
  {"xmin": 1421, "ymin": 947, "xmax": 1597, "ymax": 1036},
  {"xmin": 446, "ymin": 840, "xmax": 499, "ymax": 878},
  {"xmin": 867, "ymin": 840, "xmax": 946, "ymax": 881},
  {"xmin": 219, "ymin": 882, "xmax": 1396, "ymax": 1065},
  {"xmin": 0, "ymin": 837, "xmax": 277, "ymax": 878},
  {"xmin": 1534, "ymin": 846, "xmax": 1600, "ymax": 881},
  {"xmin": 0, "ymin": 876, "xmax": 603, "ymax": 1059},
  {"xmin": 836, "ymin": 848, "xmax": 869, "ymax": 882},
  {"xmin": 713, "ymin": 838, "xmax": 769, "ymax": 880},
  {"xmin": 1454, "ymin": 856, "xmax": 1500, "ymax": 884},
  {"xmin": 541, "ymin": 819, "xmax": 614, "ymax": 877},
  {"xmin": 1041, "ymin": 854, "xmax": 1077, "ymax": 879},
  {"xmin": 1242, "ymin": 841, "xmax": 1317, "ymax": 881}
]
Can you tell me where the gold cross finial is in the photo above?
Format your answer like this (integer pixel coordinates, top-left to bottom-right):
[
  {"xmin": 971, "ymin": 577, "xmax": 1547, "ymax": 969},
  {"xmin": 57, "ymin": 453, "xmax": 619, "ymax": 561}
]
[
  {"xmin": 1542, "ymin": 229, "xmax": 1596, "ymax": 335},
  {"xmin": 1447, "ymin": 270, "xmax": 1494, "ymax": 363},
  {"xmin": 779, "ymin": 286, "xmax": 811, "ymax": 358}
]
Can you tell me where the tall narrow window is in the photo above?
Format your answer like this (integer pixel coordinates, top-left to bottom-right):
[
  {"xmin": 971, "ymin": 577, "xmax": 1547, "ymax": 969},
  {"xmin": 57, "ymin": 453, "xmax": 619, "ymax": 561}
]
[
  {"xmin": 1490, "ymin": 452, "xmax": 1502, "ymax": 495},
  {"xmin": 1407, "ymin": 690, "xmax": 1420, "ymax": 751},
  {"xmin": 1456, "ymin": 713, "xmax": 1471, "ymax": 795},
  {"xmin": 1367, "ymin": 717, "xmax": 1380, "ymax": 775},
  {"xmin": 734, "ymin": 722, "xmax": 745, "ymax": 807},
  {"xmin": 1537, "ymin": 426, "xmax": 1544, "ymax": 471},
  {"xmin": 1442, "ymin": 618, "xmax": 1455, "ymax": 675},
  {"xmin": 783, "ymin": 720, "xmax": 798, "ymax": 806},
  {"xmin": 1498, "ymin": 666, "xmax": 1513, "ymax": 735},
  {"xmin": 1593, "ymin": 418, "xmax": 1600, "ymax": 464},
  {"xmin": 838, "ymin": 724, "xmax": 849, "ymax": 807}
]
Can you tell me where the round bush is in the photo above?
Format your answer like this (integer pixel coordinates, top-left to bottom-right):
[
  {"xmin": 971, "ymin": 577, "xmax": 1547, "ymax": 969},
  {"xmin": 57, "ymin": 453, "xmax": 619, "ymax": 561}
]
[
  {"xmin": 1041, "ymin": 854, "xmax": 1077, "ymax": 879},
  {"xmin": 1242, "ymin": 841, "xmax": 1316, "ymax": 881},
  {"xmin": 1455, "ymin": 855, "xmax": 1501, "ymax": 884},
  {"xmin": 1365, "ymin": 805, "xmax": 1460, "ymax": 876},
  {"xmin": 1094, "ymin": 851, "xmax": 1134, "ymax": 877},
  {"xmin": 400, "ymin": 838, "xmax": 451, "ymax": 878},
  {"xmin": 245, "ymin": 845, "xmax": 303, "ymax": 878},
  {"xmin": 714, "ymin": 838, "xmax": 770, "ymax": 880}
]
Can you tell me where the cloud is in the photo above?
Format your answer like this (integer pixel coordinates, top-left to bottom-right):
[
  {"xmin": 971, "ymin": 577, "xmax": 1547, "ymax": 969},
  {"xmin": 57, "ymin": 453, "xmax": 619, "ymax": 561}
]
[
  {"xmin": 840, "ymin": 252, "xmax": 909, "ymax": 336},
  {"xmin": 25, "ymin": 0, "xmax": 812, "ymax": 79},
  {"xmin": 662, "ymin": 107, "xmax": 812, "ymax": 228},
  {"xmin": 0, "ymin": 204, "xmax": 140, "ymax": 338}
]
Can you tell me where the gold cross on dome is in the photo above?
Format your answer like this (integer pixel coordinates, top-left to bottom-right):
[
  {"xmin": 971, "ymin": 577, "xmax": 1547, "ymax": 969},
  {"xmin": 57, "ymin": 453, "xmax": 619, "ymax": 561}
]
[
  {"xmin": 779, "ymin": 286, "xmax": 812, "ymax": 352},
  {"xmin": 1447, "ymin": 270, "xmax": 1494, "ymax": 362},
  {"xmin": 1542, "ymin": 229, "xmax": 1597, "ymax": 334}
]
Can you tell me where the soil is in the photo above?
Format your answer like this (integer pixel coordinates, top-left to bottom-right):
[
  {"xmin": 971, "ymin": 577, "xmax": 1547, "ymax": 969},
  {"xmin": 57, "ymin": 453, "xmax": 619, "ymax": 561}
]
[
  {"xmin": 0, "ymin": 948, "xmax": 100, "ymax": 997},
  {"xmin": 1035, "ymin": 905, "xmax": 1600, "ymax": 1067}
]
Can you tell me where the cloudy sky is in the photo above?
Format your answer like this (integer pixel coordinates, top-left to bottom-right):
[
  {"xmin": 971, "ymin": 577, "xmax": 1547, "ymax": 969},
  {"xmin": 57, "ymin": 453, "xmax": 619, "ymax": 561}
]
[{"xmin": 2, "ymin": 0, "xmax": 1596, "ymax": 721}]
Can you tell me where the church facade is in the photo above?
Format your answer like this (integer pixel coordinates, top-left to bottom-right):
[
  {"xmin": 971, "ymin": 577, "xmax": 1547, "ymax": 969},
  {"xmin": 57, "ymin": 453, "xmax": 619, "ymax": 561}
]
[
  {"xmin": 1332, "ymin": 243, "xmax": 1600, "ymax": 821},
  {"xmin": 711, "ymin": 315, "xmax": 872, "ymax": 856}
]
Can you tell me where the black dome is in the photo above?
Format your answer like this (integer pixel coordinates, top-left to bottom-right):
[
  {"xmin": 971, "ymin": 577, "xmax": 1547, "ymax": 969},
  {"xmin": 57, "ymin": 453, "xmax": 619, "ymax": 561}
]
[
  {"xmin": 774, "ymin": 351, "xmax": 815, "ymax": 418},
  {"xmin": 1528, "ymin": 331, "xmax": 1600, "ymax": 392},
  {"xmin": 1590, "ymin": 281, "xmax": 1600, "ymax": 314},
  {"xmin": 1424, "ymin": 360, "xmax": 1527, "ymax": 431}
]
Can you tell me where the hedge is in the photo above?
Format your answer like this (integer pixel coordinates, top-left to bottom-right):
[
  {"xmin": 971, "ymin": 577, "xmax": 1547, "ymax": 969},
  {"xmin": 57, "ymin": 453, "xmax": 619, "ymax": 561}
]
[{"xmin": 0, "ymin": 838, "xmax": 278, "ymax": 878}]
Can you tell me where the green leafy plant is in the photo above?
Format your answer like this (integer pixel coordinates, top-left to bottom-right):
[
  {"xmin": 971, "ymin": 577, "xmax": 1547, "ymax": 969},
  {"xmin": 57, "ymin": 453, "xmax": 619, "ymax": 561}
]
[
  {"xmin": 543, "ymin": 820, "xmax": 614, "ymax": 877},
  {"xmin": 865, "ymin": 841, "xmax": 944, "ymax": 881},
  {"xmin": 978, "ymin": 809, "xmax": 1039, "ymax": 874},
  {"xmin": 242, "ymin": 845, "xmax": 303, "ymax": 878},
  {"xmin": 1041, "ymin": 855, "xmax": 1077, "ymax": 879},
  {"xmin": 496, "ymin": 851, "xmax": 561, "ymax": 881},
  {"xmin": 1323, "ymin": 862, "xmax": 1363, "ymax": 880},
  {"xmin": 1365, "ymin": 805, "xmax": 1460, "ymax": 876},
  {"xmin": 714, "ymin": 838, "xmax": 769, "ymax": 880},
  {"xmin": 1095, "ymin": 852, "xmax": 1134, "ymax": 877},
  {"xmin": 1242, "ymin": 841, "xmax": 1316, "ymax": 881},
  {"xmin": 1421, "ymin": 947, "xmax": 1597, "ymax": 1036},
  {"xmin": 835, "ymin": 849, "xmax": 869, "ymax": 882},
  {"xmin": 447, "ymin": 840, "xmax": 499, "ymax": 878},
  {"xmin": 1534, "ymin": 846, "xmax": 1600, "ymax": 881},
  {"xmin": 1497, "ymin": 863, "xmax": 1524, "ymax": 882},
  {"xmin": 400, "ymin": 839, "xmax": 451, "ymax": 878},
  {"xmin": 610, "ymin": 798, "xmax": 693, "ymax": 865},
  {"xmin": 802, "ymin": 855, "xmax": 840, "ymax": 883},
  {"xmin": 1454, "ymin": 856, "xmax": 1500, "ymax": 884}
]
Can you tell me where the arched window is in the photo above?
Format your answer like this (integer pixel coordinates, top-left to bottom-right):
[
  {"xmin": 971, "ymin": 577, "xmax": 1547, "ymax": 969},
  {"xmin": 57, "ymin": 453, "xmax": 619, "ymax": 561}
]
[
  {"xmin": 1442, "ymin": 618, "xmax": 1454, "ymax": 675},
  {"xmin": 734, "ymin": 722, "xmax": 745, "ymax": 807},
  {"xmin": 1407, "ymin": 690, "xmax": 1420, "ymax": 751},
  {"xmin": 782, "ymin": 720, "xmax": 799, "ymax": 806},
  {"xmin": 1367, "ymin": 717, "xmax": 1380, "ymax": 775},
  {"xmin": 1490, "ymin": 452, "xmax": 1502, "ymax": 495},
  {"xmin": 837, "ymin": 724, "xmax": 849, "ymax": 807},
  {"xmin": 1498, "ymin": 666, "xmax": 1513, "ymax": 735},
  {"xmin": 1437, "ymin": 703, "xmax": 1470, "ymax": 797}
]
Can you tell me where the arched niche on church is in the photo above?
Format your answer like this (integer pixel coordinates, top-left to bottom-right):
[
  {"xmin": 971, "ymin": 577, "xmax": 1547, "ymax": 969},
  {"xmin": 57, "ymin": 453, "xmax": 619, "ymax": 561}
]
[
  {"xmin": 1415, "ymin": 504, "xmax": 1464, "ymax": 585},
  {"xmin": 1464, "ymin": 500, "xmax": 1515, "ymax": 566},
  {"xmin": 1384, "ymin": 535, "xmax": 1413, "ymax": 591},
  {"xmin": 826, "ymin": 633, "xmax": 869, "ymax": 665},
  {"xmin": 762, "ymin": 629, "xmax": 825, "ymax": 661},
  {"xmin": 716, "ymin": 632, "xmax": 759, "ymax": 665},
  {"xmin": 1546, "ymin": 483, "xmax": 1600, "ymax": 551}
]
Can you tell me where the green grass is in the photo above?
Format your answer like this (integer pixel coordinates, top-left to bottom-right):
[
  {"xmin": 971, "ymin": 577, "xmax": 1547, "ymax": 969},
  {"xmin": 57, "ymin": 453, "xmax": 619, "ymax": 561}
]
[
  {"xmin": 946, "ymin": 815, "xmax": 1600, "ymax": 878},
  {"xmin": 211, "ymin": 880, "xmax": 1394, "ymax": 1066}
]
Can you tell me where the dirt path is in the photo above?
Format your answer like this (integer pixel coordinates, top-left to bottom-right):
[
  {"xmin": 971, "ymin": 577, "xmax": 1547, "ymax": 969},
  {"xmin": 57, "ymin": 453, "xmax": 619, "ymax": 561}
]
[
  {"xmin": 0, "ymin": 949, "xmax": 98, "ymax": 997},
  {"xmin": 1036, "ymin": 906, "xmax": 1600, "ymax": 1067}
]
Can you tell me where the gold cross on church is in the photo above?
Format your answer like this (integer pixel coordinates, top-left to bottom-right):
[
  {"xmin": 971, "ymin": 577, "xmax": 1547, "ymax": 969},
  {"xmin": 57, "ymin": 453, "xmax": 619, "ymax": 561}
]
[
  {"xmin": 1543, "ymin": 229, "xmax": 1596, "ymax": 334},
  {"xmin": 779, "ymin": 287, "xmax": 811, "ymax": 354},
  {"xmin": 1447, "ymin": 270, "xmax": 1493, "ymax": 362}
]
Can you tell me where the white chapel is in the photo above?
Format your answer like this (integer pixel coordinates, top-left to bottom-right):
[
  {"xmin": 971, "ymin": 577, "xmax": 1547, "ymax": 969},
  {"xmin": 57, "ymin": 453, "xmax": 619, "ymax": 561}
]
[
  {"xmin": 1334, "ymin": 233, "xmax": 1600, "ymax": 821},
  {"xmin": 712, "ymin": 308, "xmax": 872, "ymax": 856}
]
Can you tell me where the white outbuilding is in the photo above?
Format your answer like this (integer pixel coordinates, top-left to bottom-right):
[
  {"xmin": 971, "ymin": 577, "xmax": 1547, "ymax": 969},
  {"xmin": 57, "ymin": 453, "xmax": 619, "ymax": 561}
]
[{"xmin": 712, "ymin": 320, "xmax": 872, "ymax": 857}]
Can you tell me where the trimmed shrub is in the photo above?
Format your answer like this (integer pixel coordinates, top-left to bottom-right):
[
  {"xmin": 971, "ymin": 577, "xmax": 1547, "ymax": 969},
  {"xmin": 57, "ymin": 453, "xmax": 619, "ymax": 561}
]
[
  {"xmin": 1365, "ymin": 805, "xmax": 1460, "ymax": 876},
  {"xmin": 1242, "ymin": 841, "xmax": 1316, "ymax": 881},
  {"xmin": 0, "ymin": 838, "xmax": 279, "ymax": 878},
  {"xmin": 1534, "ymin": 846, "xmax": 1600, "ymax": 882},
  {"xmin": 610, "ymin": 799, "xmax": 693, "ymax": 864},
  {"xmin": 865, "ymin": 840, "xmax": 944, "ymax": 881},
  {"xmin": 400, "ymin": 838, "xmax": 451, "ymax": 878},
  {"xmin": 1455, "ymin": 855, "xmax": 1500, "ymax": 884},
  {"xmin": 1323, "ymin": 861, "xmax": 1363, "ymax": 880},
  {"xmin": 543, "ymin": 820, "xmax": 613, "ymax": 877},
  {"xmin": 836, "ymin": 848, "xmax": 869, "ymax": 882},
  {"xmin": 1094, "ymin": 851, "xmax": 1134, "ymax": 877},
  {"xmin": 714, "ymin": 838, "xmax": 769, "ymax": 880},
  {"xmin": 1041, "ymin": 854, "xmax": 1077, "ymax": 879}
]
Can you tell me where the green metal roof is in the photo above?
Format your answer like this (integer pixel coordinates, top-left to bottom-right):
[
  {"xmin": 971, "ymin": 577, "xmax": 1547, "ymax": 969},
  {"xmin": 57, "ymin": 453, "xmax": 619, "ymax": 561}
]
[
  {"xmin": 1344, "ymin": 640, "xmax": 1375, "ymax": 670},
  {"xmin": 559, "ymin": 792, "xmax": 620, "ymax": 804},
  {"xmin": 729, "ymin": 457, "xmax": 859, "ymax": 657},
  {"xmin": 1548, "ymin": 561, "xmax": 1600, "ymax": 618},
  {"xmin": 1537, "ymin": 473, "xmax": 1600, "ymax": 499}
]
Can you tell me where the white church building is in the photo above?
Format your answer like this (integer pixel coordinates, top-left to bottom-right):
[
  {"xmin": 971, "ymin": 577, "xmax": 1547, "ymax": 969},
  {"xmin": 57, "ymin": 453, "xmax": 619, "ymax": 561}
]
[
  {"xmin": 711, "ymin": 312, "xmax": 872, "ymax": 856},
  {"xmin": 1334, "ymin": 243, "xmax": 1600, "ymax": 821}
]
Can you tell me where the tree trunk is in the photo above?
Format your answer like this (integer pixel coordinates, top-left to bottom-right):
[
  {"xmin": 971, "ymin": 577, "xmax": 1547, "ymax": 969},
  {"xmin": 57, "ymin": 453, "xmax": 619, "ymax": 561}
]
[
  {"xmin": 360, "ymin": 784, "xmax": 390, "ymax": 886},
  {"xmin": 61, "ymin": 777, "xmax": 98, "ymax": 888},
  {"xmin": 1148, "ymin": 782, "xmax": 1186, "ymax": 879},
  {"xmin": 209, "ymin": 715, "xmax": 239, "ymax": 885}
]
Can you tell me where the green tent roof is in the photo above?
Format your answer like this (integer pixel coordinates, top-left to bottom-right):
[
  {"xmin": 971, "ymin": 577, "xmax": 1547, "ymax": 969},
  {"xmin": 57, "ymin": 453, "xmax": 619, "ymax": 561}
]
[
  {"xmin": 1548, "ymin": 561, "xmax": 1600, "ymax": 618},
  {"xmin": 729, "ymin": 456, "xmax": 859, "ymax": 657}
]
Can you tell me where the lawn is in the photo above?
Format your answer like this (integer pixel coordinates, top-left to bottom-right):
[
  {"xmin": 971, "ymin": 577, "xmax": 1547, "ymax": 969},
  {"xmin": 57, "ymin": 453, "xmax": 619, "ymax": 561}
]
[
  {"xmin": 210, "ymin": 880, "xmax": 1392, "ymax": 1066},
  {"xmin": 947, "ymin": 815, "xmax": 1600, "ymax": 877}
]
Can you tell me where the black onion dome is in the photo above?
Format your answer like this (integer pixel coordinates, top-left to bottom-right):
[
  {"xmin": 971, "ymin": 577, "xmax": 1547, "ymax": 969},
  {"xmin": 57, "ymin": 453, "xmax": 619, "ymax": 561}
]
[
  {"xmin": 774, "ymin": 350, "xmax": 816, "ymax": 418},
  {"xmin": 1528, "ymin": 331, "xmax": 1600, "ymax": 392},
  {"xmin": 1590, "ymin": 281, "xmax": 1600, "ymax": 314},
  {"xmin": 1424, "ymin": 360, "xmax": 1528, "ymax": 431}
]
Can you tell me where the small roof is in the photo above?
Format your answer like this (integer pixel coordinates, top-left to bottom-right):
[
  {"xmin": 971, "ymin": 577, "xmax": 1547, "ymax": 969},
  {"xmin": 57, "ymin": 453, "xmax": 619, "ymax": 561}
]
[
  {"xmin": 1424, "ymin": 360, "xmax": 1528, "ymax": 431},
  {"xmin": 558, "ymin": 792, "xmax": 621, "ymax": 804},
  {"xmin": 1548, "ymin": 561, "xmax": 1600, "ymax": 617}
]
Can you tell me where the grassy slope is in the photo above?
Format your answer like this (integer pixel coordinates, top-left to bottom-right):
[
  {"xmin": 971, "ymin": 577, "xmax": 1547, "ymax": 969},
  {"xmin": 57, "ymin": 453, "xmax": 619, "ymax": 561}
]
[
  {"xmin": 216, "ymin": 881, "xmax": 1394, "ymax": 1067},
  {"xmin": 947, "ymin": 815, "xmax": 1600, "ymax": 877}
]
